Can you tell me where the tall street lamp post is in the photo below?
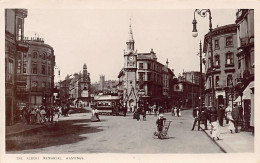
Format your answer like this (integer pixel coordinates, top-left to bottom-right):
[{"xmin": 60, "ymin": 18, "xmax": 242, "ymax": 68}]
[
  {"xmin": 192, "ymin": 9, "xmax": 215, "ymax": 110},
  {"xmin": 199, "ymin": 40, "xmax": 203, "ymax": 112}
]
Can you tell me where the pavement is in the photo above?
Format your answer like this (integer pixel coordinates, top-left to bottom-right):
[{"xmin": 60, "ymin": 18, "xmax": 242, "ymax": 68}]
[
  {"xmin": 5, "ymin": 107, "xmax": 254, "ymax": 153},
  {"xmin": 199, "ymin": 121, "xmax": 254, "ymax": 153}
]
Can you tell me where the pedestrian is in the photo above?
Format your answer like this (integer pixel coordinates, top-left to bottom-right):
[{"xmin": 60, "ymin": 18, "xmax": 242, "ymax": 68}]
[
  {"xmin": 123, "ymin": 103, "xmax": 127, "ymax": 117},
  {"xmin": 232, "ymin": 103, "xmax": 240, "ymax": 133},
  {"xmin": 174, "ymin": 107, "xmax": 177, "ymax": 117},
  {"xmin": 40, "ymin": 107, "xmax": 46, "ymax": 124},
  {"xmin": 94, "ymin": 108, "xmax": 100, "ymax": 121},
  {"xmin": 136, "ymin": 107, "xmax": 140, "ymax": 121},
  {"xmin": 211, "ymin": 120, "xmax": 220, "ymax": 140},
  {"xmin": 200, "ymin": 110, "xmax": 208, "ymax": 130},
  {"xmin": 159, "ymin": 106, "xmax": 164, "ymax": 114},
  {"xmin": 24, "ymin": 106, "xmax": 30, "ymax": 124},
  {"xmin": 176, "ymin": 107, "xmax": 180, "ymax": 117},
  {"xmin": 66, "ymin": 103, "xmax": 70, "ymax": 116},
  {"xmin": 227, "ymin": 106, "xmax": 235, "ymax": 133},
  {"xmin": 156, "ymin": 114, "xmax": 166, "ymax": 136},
  {"xmin": 143, "ymin": 107, "xmax": 146, "ymax": 121},
  {"xmin": 192, "ymin": 107, "xmax": 197, "ymax": 118},
  {"xmin": 30, "ymin": 107, "xmax": 36, "ymax": 124},
  {"xmin": 50, "ymin": 106, "xmax": 54, "ymax": 123},
  {"xmin": 171, "ymin": 106, "xmax": 174, "ymax": 116},
  {"xmin": 153, "ymin": 104, "xmax": 157, "ymax": 117},
  {"xmin": 209, "ymin": 108, "xmax": 218, "ymax": 135},
  {"xmin": 191, "ymin": 107, "xmax": 200, "ymax": 131},
  {"xmin": 217, "ymin": 104, "xmax": 225, "ymax": 126}
]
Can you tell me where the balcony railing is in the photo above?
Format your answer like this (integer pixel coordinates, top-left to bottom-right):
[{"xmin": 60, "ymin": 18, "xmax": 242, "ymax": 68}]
[
  {"xmin": 16, "ymin": 74, "xmax": 27, "ymax": 82},
  {"xmin": 16, "ymin": 86, "xmax": 27, "ymax": 93}
]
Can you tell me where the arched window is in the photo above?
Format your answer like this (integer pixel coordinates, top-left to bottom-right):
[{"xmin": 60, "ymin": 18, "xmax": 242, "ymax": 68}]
[
  {"xmin": 33, "ymin": 52, "xmax": 38, "ymax": 59},
  {"xmin": 43, "ymin": 53, "xmax": 46, "ymax": 60}
]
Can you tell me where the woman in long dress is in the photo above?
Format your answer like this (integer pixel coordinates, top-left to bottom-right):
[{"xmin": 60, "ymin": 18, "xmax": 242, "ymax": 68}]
[
  {"xmin": 226, "ymin": 105, "xmax": 235, "ymax": 133},
  {"xmin": 35, "ymin": 107, "xmax": 41, "ymax": 124},
  {"xmin": 211, "ymin": 120, "xmax": 220, "ymax": 140}
]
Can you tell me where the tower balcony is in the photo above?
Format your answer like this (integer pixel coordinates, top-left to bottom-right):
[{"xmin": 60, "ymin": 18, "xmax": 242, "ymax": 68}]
[{"xmin": 16, "ymin": 40, "xmax": 29, "ymax": 52}]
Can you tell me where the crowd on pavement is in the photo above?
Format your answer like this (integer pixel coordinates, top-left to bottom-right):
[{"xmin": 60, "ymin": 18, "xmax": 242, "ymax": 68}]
[
  {"xmin": 13, "ymin": 103, "xmax": 71, "ymax": 125},
  {"xmin": 191, "ymin": 102, "xmax": 252, "ymax": 140}
]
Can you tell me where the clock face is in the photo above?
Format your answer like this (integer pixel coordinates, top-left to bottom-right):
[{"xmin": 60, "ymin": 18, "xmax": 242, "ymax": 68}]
[{"xmin": 129, "ymin": 56, "xmax": 134, "ymax": 61}]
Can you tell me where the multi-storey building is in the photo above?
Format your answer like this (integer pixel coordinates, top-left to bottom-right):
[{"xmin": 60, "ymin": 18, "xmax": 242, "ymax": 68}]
[
  {"xmin": 118, "ymin": 23, "xmax": 174, "ymax": 111},
  {"xmin": 68, "ymin": 64, "xmax": 91, "ymax": 106},
  {"xmin": 17, "ymin": 37, "xmax": 55, "ymax": 108},
  {"xmin": 5, "ymin": 9, "xmax": 29, "ymax": 125},
  {"xmin": 203, "ymin": 24, "xmax": 239, "ymax": 109},
  {"xmin": 235, "ymin": 9, "xmax": 254, "ymax": 129},
  {"xmin": 183, "ymin": 71, "xmax": 201, "ymax": 85},
  {"xmin": 172, "ymin": 72, "xmax": 200, "ymax": 108}
]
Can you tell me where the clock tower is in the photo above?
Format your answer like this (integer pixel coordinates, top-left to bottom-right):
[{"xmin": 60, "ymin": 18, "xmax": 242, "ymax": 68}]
[{"xmin": 123, "ymin": 22, "xmax": 138, "ymax": 112}]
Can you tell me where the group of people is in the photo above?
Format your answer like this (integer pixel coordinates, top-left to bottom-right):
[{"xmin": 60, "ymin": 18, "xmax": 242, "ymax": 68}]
[
  {"xmin": 191, "ymin": 103, "xmax": 243, "ymax": 140},
  {"xmin": 14, "ymin": 104, "xmax": 71, "ymax": 125},
  {"xmin": 171, "ymin": 106, "xmax": 182, "ymax": 117}
]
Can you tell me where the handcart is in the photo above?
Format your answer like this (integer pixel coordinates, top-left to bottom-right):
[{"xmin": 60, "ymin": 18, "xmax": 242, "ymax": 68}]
[{"xmin": 153, "ymin": 120, "xmax": 172, "ymax": 139}]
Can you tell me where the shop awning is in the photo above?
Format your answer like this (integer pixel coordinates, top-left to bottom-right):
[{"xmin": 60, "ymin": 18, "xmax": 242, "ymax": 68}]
[
  {"xmin": 242, "ymin": 81, "xmax": 254, "ymax": 100},
  {"xmin": 234, "ymin": 96, "xmax": 241, "ymax": 102}
]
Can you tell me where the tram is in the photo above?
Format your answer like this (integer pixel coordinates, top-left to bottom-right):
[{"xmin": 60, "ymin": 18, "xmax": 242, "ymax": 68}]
[{"xmin": 94, "ymin": 94, "xmax": 123, "ymax": 115}]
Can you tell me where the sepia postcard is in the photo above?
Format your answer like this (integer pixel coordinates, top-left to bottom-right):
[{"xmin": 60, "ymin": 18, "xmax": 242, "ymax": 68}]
[{"xmin": 0, "ymin": 0, "xmax": 259, "ymax": 163}]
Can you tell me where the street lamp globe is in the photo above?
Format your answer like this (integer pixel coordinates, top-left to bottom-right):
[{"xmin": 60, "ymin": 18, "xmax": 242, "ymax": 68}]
[
  {"xmin": 192, "ymin": 32, "xmax": 198, "ymax": 38},
  {"xmin": 192, "ymin": 19, "xmax": 198, "ymax": 38}
]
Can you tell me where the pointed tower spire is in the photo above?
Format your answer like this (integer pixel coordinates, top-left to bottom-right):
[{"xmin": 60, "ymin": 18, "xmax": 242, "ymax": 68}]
[
  {"xmin": 83, "ymin": 63, "xmax": 87, "ymax": 69},
  {"xmin": 126, "ymin": 18, "xmax": 135, "ymax": 53},
  {"xmin": 128, "ymin": 18, "xmax": 134, "ymax": 41},
  {"xmin": 166, "ymin": 58, "xmax": 169, "ymax": 67}
]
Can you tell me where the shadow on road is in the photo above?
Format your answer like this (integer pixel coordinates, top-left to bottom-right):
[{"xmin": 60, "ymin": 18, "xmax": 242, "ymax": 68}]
[
  {"xmin": 6, "ymin": 118, "xmax": 103, "ymax": 152},
  {"xmin": 69, "ymin": 107, "xmax": 92, "ymax": 114}
]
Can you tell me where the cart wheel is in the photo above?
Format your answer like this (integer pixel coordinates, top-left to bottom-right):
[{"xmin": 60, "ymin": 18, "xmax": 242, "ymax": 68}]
[
  {"xmin": 153, "ymin": 131, "xmax": 158, "ymax": 139},
  {"xmin": 158, "ymin": 133, "xmax": 163, "ymax": 139}
]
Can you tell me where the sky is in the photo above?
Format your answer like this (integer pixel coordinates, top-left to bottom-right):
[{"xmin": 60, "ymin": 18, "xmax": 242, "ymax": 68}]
[{"xmin": 24, "ymin": 9, "xmax": 237, "ymax": 83}]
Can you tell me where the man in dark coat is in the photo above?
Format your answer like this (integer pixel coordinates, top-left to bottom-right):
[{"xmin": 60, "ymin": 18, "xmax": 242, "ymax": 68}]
[
  {"xmin": 191, "ymin": 107, "xmax": 200, "ymax": 131},
  {"xmin": 123, "ymin": 103, "xmax": 127, "ymax": 117},
  {"xmin": 232, "ymin": 103, "xmax": 240, "ymax": 133},
  {"xmin": 218, "ymin": 104, "xmax": 225, "ymax": 126},
  {"xmin": 200, "ymin": 110, "xmax": 208, "ymax": 130}
]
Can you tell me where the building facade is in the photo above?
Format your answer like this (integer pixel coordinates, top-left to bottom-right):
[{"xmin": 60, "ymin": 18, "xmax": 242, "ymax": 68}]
[
  {"xmin": 172, "ymin": 72, "xmax": 200, "ymax": 108},
  {"xmin": 235, "ymin": 9, "xmax": 254, "ymax": 129},
  {"xmin": 5, "ymin": 9, "xmax": 28, "ymax": 125},
  {"xmin": 118, "ymin": 23, "xmax": 174, "ymax": 111},
  {"xmin": 17, "ymin": 37, "xmax": 55, "ymax": 108},
  {"xmin": 203, "ymin": 24, "xmax": 239, "ymax": 109},
  {"xmin": 68, "ymin": 64, "xmax": 91, "ymax": 106}
]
